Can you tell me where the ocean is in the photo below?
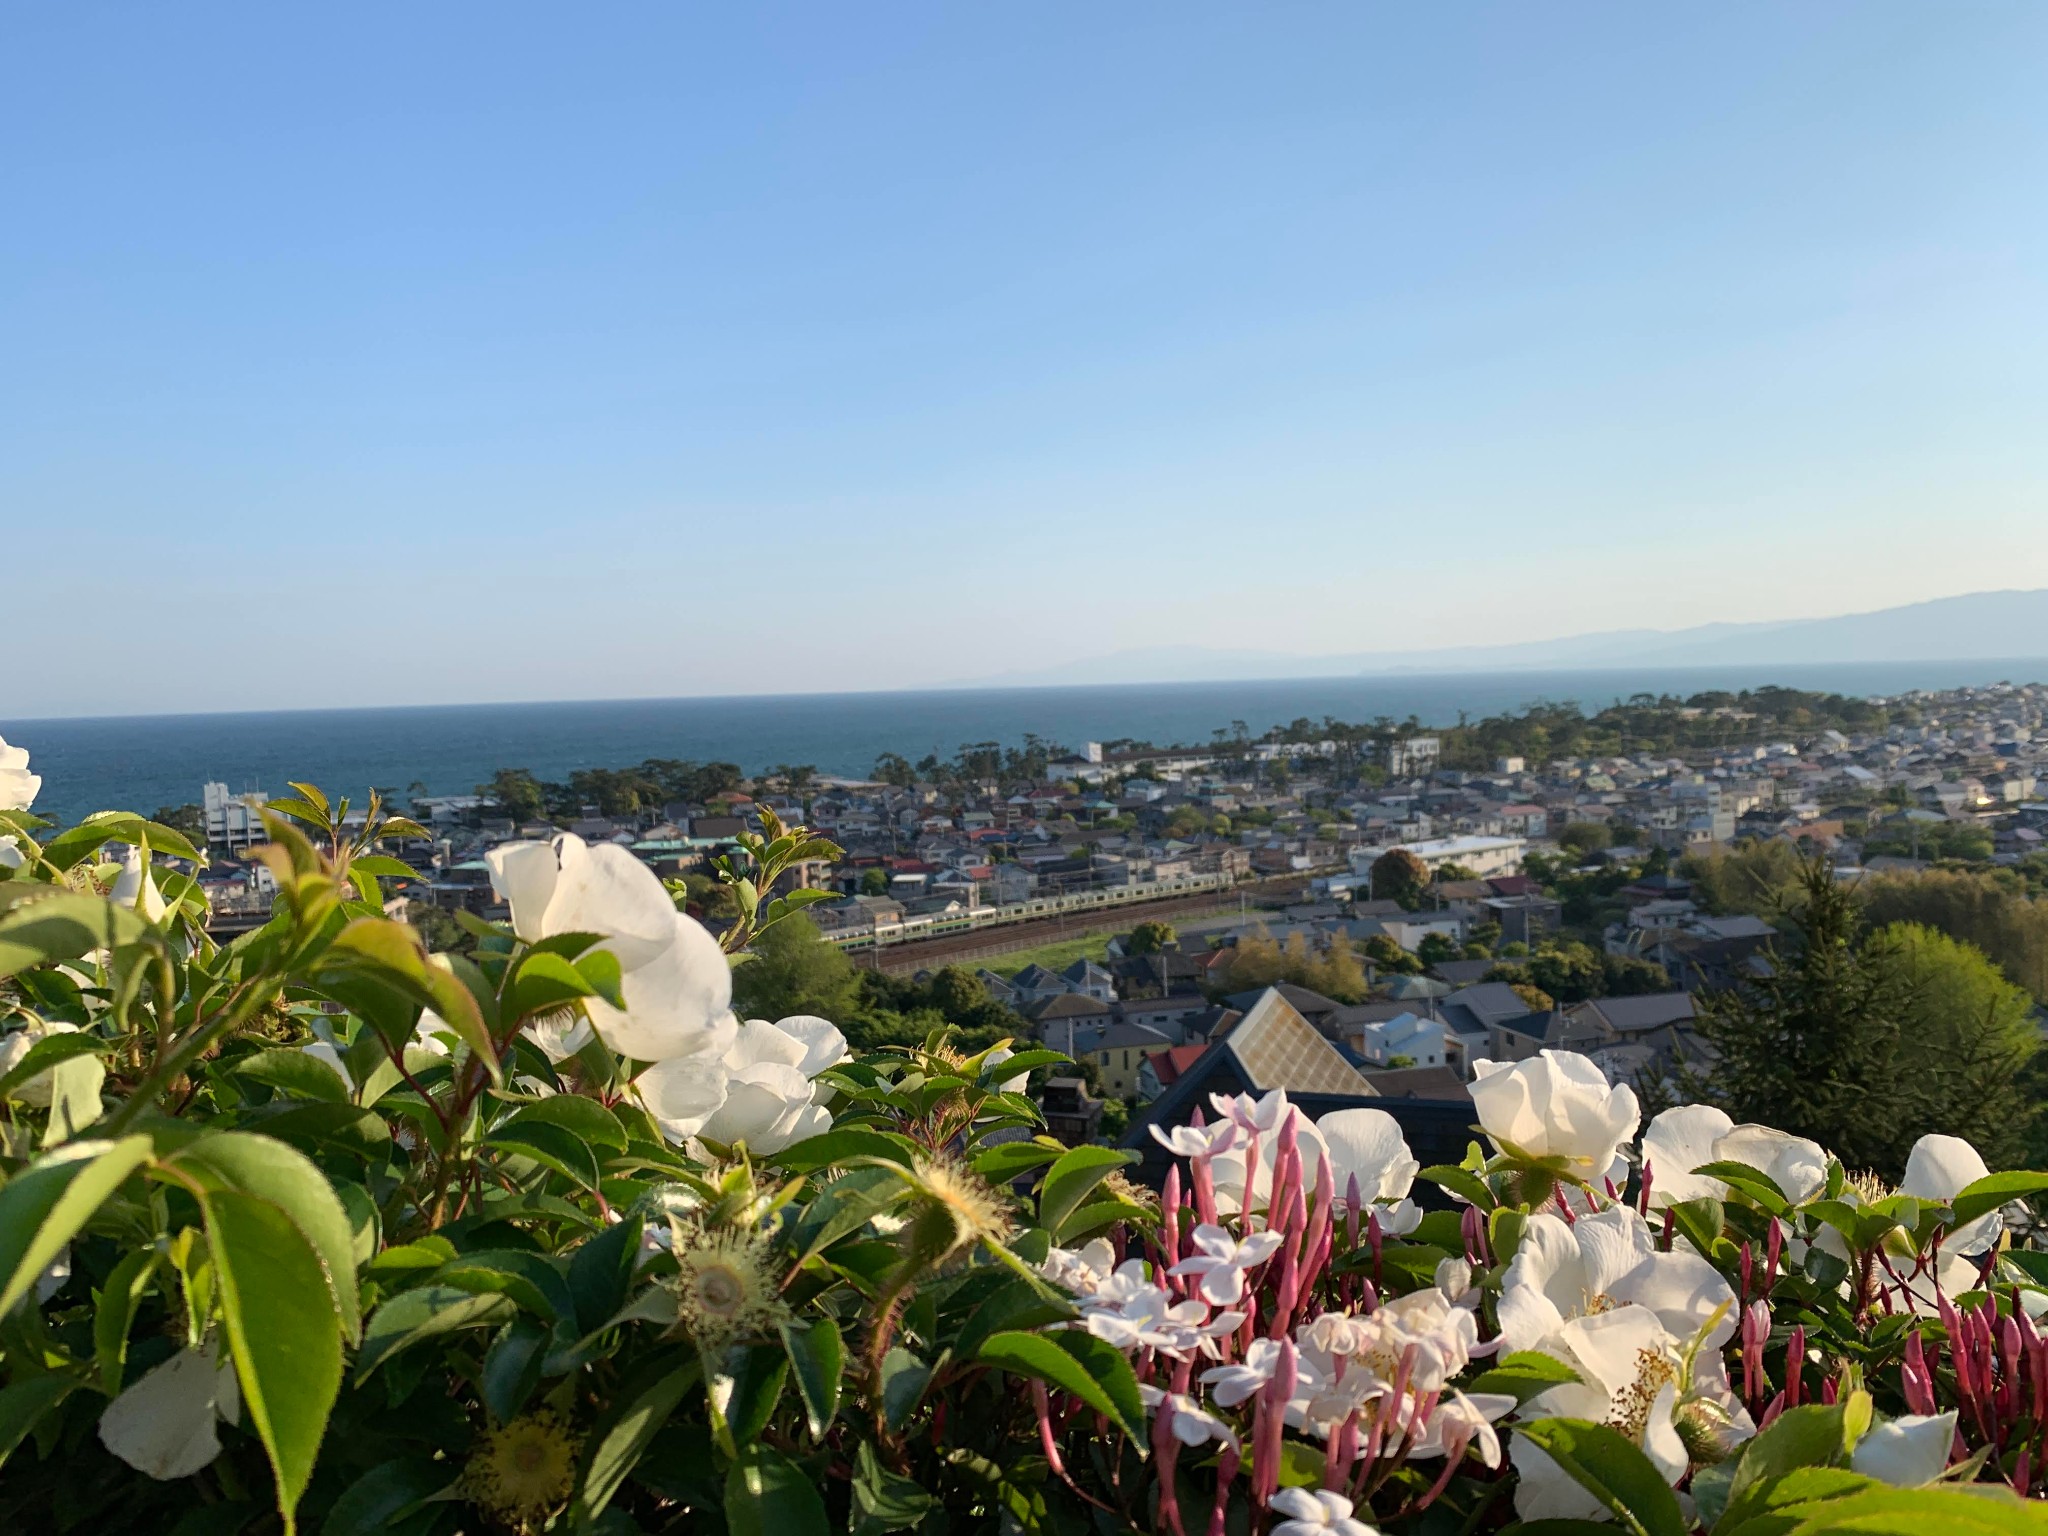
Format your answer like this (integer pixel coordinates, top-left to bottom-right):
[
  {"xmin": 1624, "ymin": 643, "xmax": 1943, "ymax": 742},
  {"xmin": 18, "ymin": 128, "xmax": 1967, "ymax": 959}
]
[{"xmin": 8, "ymin": 659, "xmax": 2047, "ymax": 827}]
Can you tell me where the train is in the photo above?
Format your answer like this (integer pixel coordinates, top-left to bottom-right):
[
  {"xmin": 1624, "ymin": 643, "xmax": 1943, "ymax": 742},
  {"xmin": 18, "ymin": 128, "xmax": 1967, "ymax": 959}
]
[{"xmin": 823, "ymin": 871, "xmax": 1236, "ymax": 954}]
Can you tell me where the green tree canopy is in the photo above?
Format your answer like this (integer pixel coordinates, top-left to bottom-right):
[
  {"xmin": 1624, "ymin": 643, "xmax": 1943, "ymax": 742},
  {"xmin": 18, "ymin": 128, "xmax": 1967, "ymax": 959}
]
[
  {"xmin": 1370, "ymin": 848, "xmax": 1430, "ymax": 909},
  {"xmin": 731, "ymin": 912, "xmax": 864, "ymax": 1023},
  {"xmin": 1127, "ymin": 920, "xmax": 1177, "ymax": 955}
]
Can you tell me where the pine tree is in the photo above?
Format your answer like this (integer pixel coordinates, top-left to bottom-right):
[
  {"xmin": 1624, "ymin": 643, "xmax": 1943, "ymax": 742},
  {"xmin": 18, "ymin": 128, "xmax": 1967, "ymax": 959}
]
[{"xmin": 1686, "ymin": 857, "xmax": 1929, "ymax": 1177}]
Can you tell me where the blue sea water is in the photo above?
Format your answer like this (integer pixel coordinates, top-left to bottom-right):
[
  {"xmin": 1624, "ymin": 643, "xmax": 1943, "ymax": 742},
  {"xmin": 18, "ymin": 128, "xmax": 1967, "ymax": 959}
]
[{"xmin": 8, "ymin": 659, "xmax": 2047, "ymax": 827}]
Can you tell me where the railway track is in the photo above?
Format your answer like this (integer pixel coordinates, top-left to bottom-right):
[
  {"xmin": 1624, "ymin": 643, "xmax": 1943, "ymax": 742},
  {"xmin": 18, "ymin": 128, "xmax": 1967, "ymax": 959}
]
[{"xmin": 864, "ymin": 874, "xmax": 1315, "ymax": 974}]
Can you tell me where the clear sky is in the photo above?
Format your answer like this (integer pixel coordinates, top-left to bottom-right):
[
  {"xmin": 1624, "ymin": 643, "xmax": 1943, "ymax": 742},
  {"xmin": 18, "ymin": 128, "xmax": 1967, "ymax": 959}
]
[{"xmin": 6, "ymin": 4, "xmax": 2047, "ymax": 715}]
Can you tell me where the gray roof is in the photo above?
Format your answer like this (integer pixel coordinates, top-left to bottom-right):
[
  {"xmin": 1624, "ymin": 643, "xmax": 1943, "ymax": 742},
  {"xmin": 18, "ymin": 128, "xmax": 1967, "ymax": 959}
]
[{"xmin": 1582, "ymin": 993, "xmax": 1697, "ymax": 1034}]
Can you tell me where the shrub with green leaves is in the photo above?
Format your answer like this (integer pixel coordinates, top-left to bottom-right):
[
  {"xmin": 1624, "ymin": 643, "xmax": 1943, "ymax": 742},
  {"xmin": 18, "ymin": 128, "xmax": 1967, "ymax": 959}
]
[{"xmin": 2, "ymin": 741, "xmax": 2047, "ymax": 1534}]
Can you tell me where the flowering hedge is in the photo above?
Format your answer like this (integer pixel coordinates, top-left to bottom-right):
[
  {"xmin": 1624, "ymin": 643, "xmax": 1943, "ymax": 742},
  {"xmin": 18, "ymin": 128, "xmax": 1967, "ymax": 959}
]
[{"xmin": 1, "ymin": 738, "xmax": 2047, "ymax": 1534}]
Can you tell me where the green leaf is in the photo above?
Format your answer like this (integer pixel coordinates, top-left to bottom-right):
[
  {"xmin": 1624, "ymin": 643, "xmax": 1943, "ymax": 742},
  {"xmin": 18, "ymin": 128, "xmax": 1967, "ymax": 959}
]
[
  {"xmin": 0, "ymin": 892, "xmax": 150, "ymax": 978},
  {"xmin": 1668, "ymin": 1195, "xmax": 1729, "ymax": 1260},
  {"xmin": 724, "ymin": 1445, "xmax": 829, "ymax": 1536},
  {"xmin": 0, "ymin": 1374, "xmax": 77, "ymax": 1468},
  {"xmin": 571, "ymin": 1358, "xmax": 701, "ymax": 1529},
  {"xmin": 357, "ymin": 1285, "xmax": 517, "ymax": 1377},
  {"xmin": 486, "ymin": 1122, "xmax": 603, "ymax": 1189},
  {"xmin": 568, "ymin": 1214, "xmax": 642, "ymax": 1335},
  {"xmin": 506, "ymin": 950, "xmax": 604, "ymax": 1020},
  {"xmin": 436, "ymin": 1250, "xmax": 578, "ymax": 1324},
  {"xmin": 93, "ymin": 1247, "xmax": 161, "ymax": 1394},
  {"xmin": 320, "ymin": 1458, "xmax": 458, "ymax": 1536},
  {"xmin": 879, "ymin": 1346, "xmax": 931, "ymax": 1432},
  {"xmin": 0, "ymin": 1135, "xmax": 154, "ymax": 1316},
  {"xmin": 774, "ymin": 1127, "xmax": 919, "ymax": 1172},
  {"xmin": 852, "ymin": 1440, "xmax": 935, "ymax": 1534},
  {"xmin": 1036, "ymin": 1145, "xmax": 1135, "ymax": 1239},
  {"xmin": 1716, "ymin": 1466, "xmax": 1878, "ymax": 1536},
  {"xmin": 482, "ymin": 1317, "xmax": 550, "ymax": 1422},
  {"xmin": 44, "ymin": 1049, "xmax": 106, "ymax": 1145},
  {"xmin": 233, "ymin": 1048, "xmax": 352, "ymax": 1104},
  {"xmin": 165, "ymin": 1130, "xmax": 364, "ymax": 1337},
  {"xmin": 40, "ymin": 813, "xmax": 202, "ymax": 871},
  {"xmin": 1952, "ymin": 1172, "xmax": 2048, "ymax": 1229},
  {"xmin": 0, "ymin": 1031, "xmax": 109, "ymax": 1102},
  {"xmin": 202, "ymin": 1186, "xmax": 345, "ymax": 1536},
  {"xmin": 1422, "ymin": 1162, "xmax": 1496, "ymax": 1210},
  {"xmin": 502, "ymin": 1093, "xmax": 629, "ymax": 1153},
  {"xmin": 975, "ymin": 1329, "xmax": 1145, "ymax": 1439},
  {"xmin": 969, "ymin": 1140, "xmax": 1066, "ymax": 1182},
  {"xmin": 1467, "ymin": 1350, "xmax": 1581, "ymax": 1405},
  {"xmin": 978, "ymin": 1050, "xmax": 1068, "ymax": 1081},
  {"xmin": 1723, "ymin": 1480, "xmax": 2046, "ymax": 1536},
  {"xmin": 314, "ymin": 918, "xmax": 498, "ymax": 1079},
  {"xmin": 1513, "ymin": 1417, "xmax": 1686, "ymax": 1536},
  {"xmin": 1719, "ymin": 1402, "xmax": 1854, "ymax": 1529},
  {"xmin": 1692, "ymin": 1159, "xmax": 1792, "ymax": 1216},
  {"xmin": 780, "ymin": 1318, "xmax": 843, "ymax": 1440},
  {"xmin": 714, "ymin": 1343, "xmax": 790, "ymax": 1446}
]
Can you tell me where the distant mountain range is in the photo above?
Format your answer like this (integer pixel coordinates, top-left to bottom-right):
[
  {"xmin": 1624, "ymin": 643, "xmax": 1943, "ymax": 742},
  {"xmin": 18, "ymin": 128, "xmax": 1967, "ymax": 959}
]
[{"xmin": 961, "ymin": 588, "xmax": 2048, "ymax": 688}]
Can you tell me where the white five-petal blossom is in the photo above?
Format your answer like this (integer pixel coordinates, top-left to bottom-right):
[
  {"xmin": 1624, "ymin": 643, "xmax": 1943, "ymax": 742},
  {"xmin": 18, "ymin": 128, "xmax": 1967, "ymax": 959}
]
[
  {"xmin": 1139, "ymin": 1386, "xmax": 1240, "ymax": 1452},
  {"xmin": 486, "ymin": 833, "xmax": 733, "ymax": 1062},
  {"xmin": 1469, "ymin": 1050, "xmax": 1639, "ymax": 1191},
  {"xmin": 1150, "ymin": 1119, "xmax": 1243, "ymax": 1159},
  {"xmin": 1199, "ymin": 1336, "xmax": 1290, "ymax": 1407},
  {"xmin": 1168, "ymin": 1223, "xmax": 1286, "ymax": 1305},
  {"xmin": 1269, "ymin": 1486, "xmax": 1380, "ymax": 1536},
  {"xmin": 1851, "ymin": 1411, "xmax": 1958, "ymax": 1487}
]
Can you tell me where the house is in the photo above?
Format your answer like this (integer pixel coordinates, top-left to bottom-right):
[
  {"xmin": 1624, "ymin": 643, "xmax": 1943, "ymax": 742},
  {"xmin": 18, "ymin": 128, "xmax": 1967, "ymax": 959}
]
[
  {"xmin": 1038, "ymin": 1077, "xmax": 1105, "ymax": 1145},
  {"xmin": 1137, "ymin": 1043, "xmax": 1209, "ymax": 1103},
  {"xmin": 1086, "ymin": 1022, "xmax": 1177, "ymax": 1099},
  {"xmin": 1121, "ymin": 988, "xmax": 1473, "ymax": 1188},
  {"xmin": 1356, "ymin": 1011, "xmax": 1448, "ymax": 1070},
  {"xmin": 1026, "ymin": 993, "xmax": 1118, "ymax": 1057},
  {"xmin": 1435, "ymin": 982, "xmax": 1543, "ymax": 1077}
]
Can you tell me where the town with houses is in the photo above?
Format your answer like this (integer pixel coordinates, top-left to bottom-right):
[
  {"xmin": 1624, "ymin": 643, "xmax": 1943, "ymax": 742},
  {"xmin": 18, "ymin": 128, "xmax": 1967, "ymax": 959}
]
[{"xmin": 181, "ymin": 680, "xmax": 2048, "ymax": 1165}]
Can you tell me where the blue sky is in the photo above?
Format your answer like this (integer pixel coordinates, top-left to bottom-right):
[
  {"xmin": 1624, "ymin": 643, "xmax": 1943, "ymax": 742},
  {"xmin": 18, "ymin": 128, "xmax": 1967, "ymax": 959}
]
[{"xmin": 5, "ymin": 4, "xmax": 2047, "ymax": 714}]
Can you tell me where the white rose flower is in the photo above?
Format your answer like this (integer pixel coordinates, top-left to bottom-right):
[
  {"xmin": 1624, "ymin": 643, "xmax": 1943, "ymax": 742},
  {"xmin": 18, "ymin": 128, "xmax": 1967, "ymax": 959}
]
[
  {"xmin": 97, "ymin": 1343, "xmax": 241, "ymax": 1480},
  {"xmin": 1900, "ymin": 1134, "xmax": 1999, "ymax": 1255},
  {"xmin": 0, "ymin": 737, "xmax": 41, "ymax": 812},
  {"xmin": 109, "ymin": 848, "xmax": 168, "ymax": 922},
  {"xmin": 1514, "ymin": 1305, "xmax": 1751, "ymax": 1522},
  {"xmin": 1469, "ymin": 1050, "xmax": 1639, "ymax": 1191},
  {"xmin": 1851, "ymin": 1411, "xmax": 1957, "ymax": 1487},
  {"xmin": 635, "ymin": 1014, "xmax": 846, "ymax": 1154},
  {"xmin": 486, "ymin": 833, "xmax": 733, "ymax": 1062},
  {"xmin": 1641, "ymin": 1106, "xmax": 1831, "ymax": 1210},
  {"xmin": 1497, "ymin": 1207, "xmax": 1736, "ymax": 1358},
  {"xmin": 0, "ymin": 834, "xmax": 24, "ymax": 871},
  {"xmin": 0, "ymin": 1020, "xmax": 86, "ymax": 1108}
]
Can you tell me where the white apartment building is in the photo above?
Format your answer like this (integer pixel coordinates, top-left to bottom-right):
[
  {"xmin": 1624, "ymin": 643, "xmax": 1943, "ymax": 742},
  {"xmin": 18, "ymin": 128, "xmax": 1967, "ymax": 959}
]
[{"xmin": 203, "ymin": 782, "xmax": 268, "ymax": 852}]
